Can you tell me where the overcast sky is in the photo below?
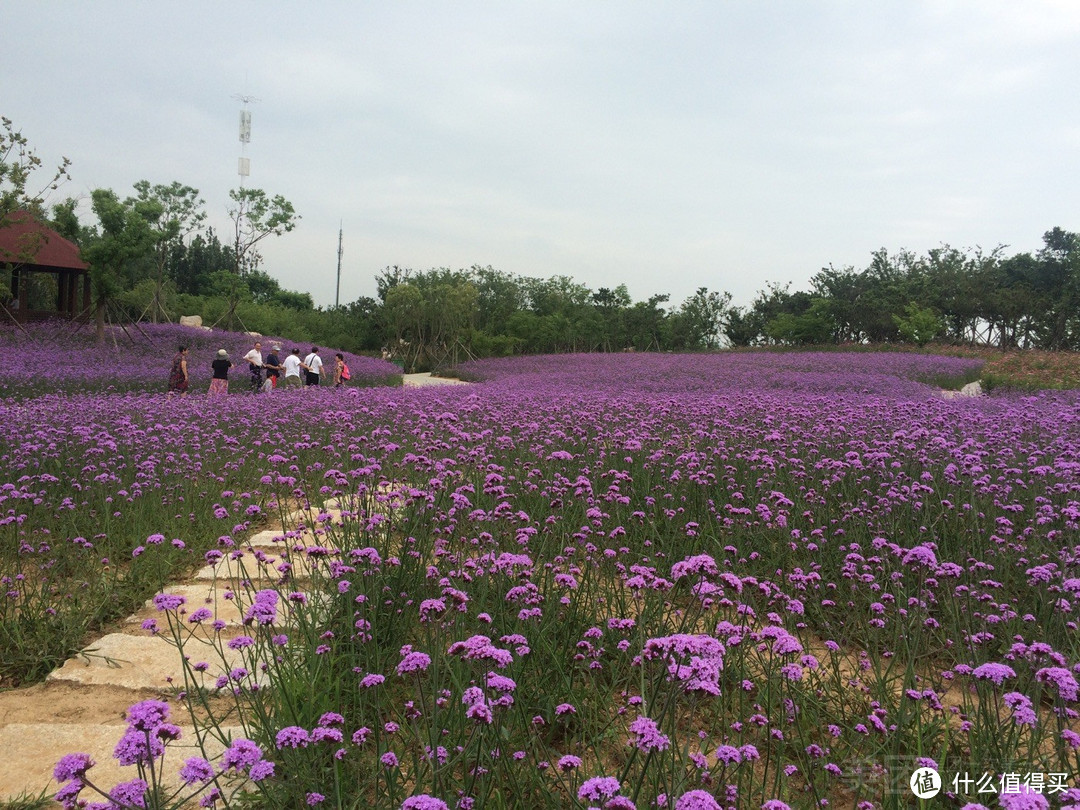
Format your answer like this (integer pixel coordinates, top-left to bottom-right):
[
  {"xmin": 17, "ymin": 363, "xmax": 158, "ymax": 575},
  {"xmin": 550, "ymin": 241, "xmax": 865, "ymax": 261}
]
[{"xmin": 2, "ymin": 2, "xmax": 1078, "ymax": 309}]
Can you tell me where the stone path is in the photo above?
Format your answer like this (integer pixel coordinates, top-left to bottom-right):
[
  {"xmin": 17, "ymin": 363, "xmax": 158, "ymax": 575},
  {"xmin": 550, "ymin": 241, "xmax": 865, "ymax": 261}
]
[
  {"xmin": 0, "ymin": 375, "xmax": 469, "ymax": 805},
  {"xmin": 0, "ymin": 522, "xmax": 309, "ymax": 803},
  {"xmin": 402, "ymin": 371, "xmax": 470, "ymax": 387}
]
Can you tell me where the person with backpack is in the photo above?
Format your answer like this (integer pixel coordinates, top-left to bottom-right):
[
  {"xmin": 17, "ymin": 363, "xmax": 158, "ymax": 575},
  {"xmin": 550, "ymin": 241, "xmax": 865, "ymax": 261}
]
[{"xmin": 334, "ymin": 353, "xmax": 351, "ymax": 387}]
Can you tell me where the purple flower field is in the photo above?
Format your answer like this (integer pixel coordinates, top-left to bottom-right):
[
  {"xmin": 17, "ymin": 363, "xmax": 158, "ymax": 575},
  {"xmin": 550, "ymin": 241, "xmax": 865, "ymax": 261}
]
[
  {"xmin": 0, "ymin": 320, "xmax": 400, "ymax": 397},
  {"xmin": 9, "ymin": 349, "xmax": 1080, "ymax": 808},
  {"xmin": 453, "ymin": 351, "xmax": 983, "ymax": 396}
]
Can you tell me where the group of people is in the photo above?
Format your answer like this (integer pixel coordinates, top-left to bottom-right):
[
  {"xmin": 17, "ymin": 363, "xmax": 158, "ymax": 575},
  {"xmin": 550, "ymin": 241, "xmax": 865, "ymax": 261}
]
[{"xmin": 167, "ymin": 341, "xmax": 351, "ymax": 395}]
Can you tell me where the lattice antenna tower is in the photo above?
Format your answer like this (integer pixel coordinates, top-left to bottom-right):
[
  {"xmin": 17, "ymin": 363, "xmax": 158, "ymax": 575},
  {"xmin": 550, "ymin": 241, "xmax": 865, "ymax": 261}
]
[
  {"xmin": 232, "ymin": 93, "xmax": 260, "ymax": 187},
  {"xmin": 336, "ymin": 222, "xmax": 344, "ymax": 308}
]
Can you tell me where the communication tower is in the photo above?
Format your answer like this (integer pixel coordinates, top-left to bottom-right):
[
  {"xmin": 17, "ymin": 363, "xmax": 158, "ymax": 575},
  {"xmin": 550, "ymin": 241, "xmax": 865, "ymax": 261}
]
[
  {"xmin": 232, "ymin": 93, "xmax": 260, "ymax": 186},
  {"xmin": 336, "ymin": 223, "xmax": 344, "ymax": 308}
]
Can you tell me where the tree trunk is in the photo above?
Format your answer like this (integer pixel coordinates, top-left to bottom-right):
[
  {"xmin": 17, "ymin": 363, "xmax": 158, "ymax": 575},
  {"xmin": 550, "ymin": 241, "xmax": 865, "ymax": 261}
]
[
  {"xmin": 152, "ymin": 275, "xmax": 163, "ymax": 324},
  {"xmin": 95, "ymin": 298, "xmax": 106, "ymax": 345}
]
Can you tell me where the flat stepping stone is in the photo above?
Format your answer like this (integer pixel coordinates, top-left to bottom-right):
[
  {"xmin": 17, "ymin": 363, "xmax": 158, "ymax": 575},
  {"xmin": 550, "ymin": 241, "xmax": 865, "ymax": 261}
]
[
  {"xmin": 124, "ymin": 584, "xmax": 324, "ymax": 636},
  {"xmin": 285, "ymin": 507, "xmax": 345, "ymax": 526},
  {"xmin": 0, "ymin": 721, "xmax": 243, "ymax": 803},
  {"xmin": 194, "ymin": 549, "xmax": 290, "ymax": 584},
  {"xmin": 243, "ymin": 529, "xmax": 289, "ymax": 547},
  {"xmin": 194, "ymin": 546, "xmax": 340, "ymax": 585},
  {"xmin": 126, "ymin": 584, "xmax": 262, "ymax": 628},
  {"xmin": 47, "ymin": 633, "xmax": 259, "ymax": 691}
]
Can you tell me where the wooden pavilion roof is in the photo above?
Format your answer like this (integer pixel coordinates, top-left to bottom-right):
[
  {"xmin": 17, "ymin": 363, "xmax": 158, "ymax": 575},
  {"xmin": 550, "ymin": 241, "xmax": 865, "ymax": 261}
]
[{"xmin": 0, "ymin": 211, "xmax": 88, "ymax": 271}]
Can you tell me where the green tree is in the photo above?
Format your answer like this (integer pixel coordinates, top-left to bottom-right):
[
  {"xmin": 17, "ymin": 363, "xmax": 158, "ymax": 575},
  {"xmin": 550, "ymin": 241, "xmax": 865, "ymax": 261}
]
[
  {"xmin": 723, "ymin": 305, "xmax": 764, "ymax": 347},
  {"xmin": 623, "ymin": 294, "xmax": 670, "ymax": 351},
  {"xmin": 0, "ymin": 118, "xmax": 72, "ymax": 300},
  {"xmin": 591, "ymin": 284, "xmax": 632, "ymax": 351},
  {"xmin": 0, "ymin": 116, "xmax": 71, "ymax": 222},
  {"xmin": 1033, "ymin": 227, "xmax": 1080, "ymax": 349},
  {"xmin": 676, "ymin": 287, "xmax": 731, "ymax": 349},
  {"xmin": 205, "ymin": 269, "xmax": 251, "ymax": 301},
  {"xmin": 921, "ymin": 245, "xmax": 988, "ymax": 344},
  {"xmin": 764, "ymin": 298, "xmax": 835, "ymax": 346},
  {"xmin": 81, "ymin": 188, "xmax": 163, "ymax": 343},
  {"xmin": 50, "ymin": 198, "xmax": 82, "ymax": 242},
  {"xmin": 227, "ymin": 188, "xmax": 299, "ymax": 276},
  {"xmin": 471, "ymin": 265, "xmax": 526, "ymax": 336},
  {"xmin": 893, "ymin": 302, "xmax": 943, "ymax": 347},
  {"xmin": 734, "ymin": 282, "xmax": 805, "ymax": 345},
  {"xmin": 810, "ymin": 265, "xmax": 866, "ymax": 343},
  {"xmin": 384, "ymin": 277, "xmax": 479, "ymax": 371},
  {"xmin": 524, "ymin": 275, "xmax": 590, "ymax": 317},
  {"xmin": 273, "ymin": 289, "xmax": 314, "ymax": 311},
  {"xmin": 375, "ymin": 265, "xmax": 412, "ymax": 303},
  {"xmin": 130, "ymin": 180, "xmax": 205, "ymax": 322},
  {"xmin": 170, "ymin": 227, "xmax": 234, "ymax": 295}
]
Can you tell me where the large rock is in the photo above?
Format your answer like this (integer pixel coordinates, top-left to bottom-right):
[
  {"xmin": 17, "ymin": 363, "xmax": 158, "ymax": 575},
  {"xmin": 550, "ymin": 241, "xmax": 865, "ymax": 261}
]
[
  {"xmin": 179, "ymin": 315, "xmax": 203, "ymax": 328},
  {"xmin": 940, "ymin": 380, "xmax": 985, "ymax": 400}
]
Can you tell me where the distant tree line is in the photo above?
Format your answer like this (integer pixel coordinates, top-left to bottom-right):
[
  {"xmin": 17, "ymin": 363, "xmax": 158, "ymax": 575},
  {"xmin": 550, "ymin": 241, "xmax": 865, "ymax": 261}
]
[
  {"xmin": 373, "ymin": 265, "xmax": 732, "ymax": 369},
  {"xmin": 343, "ymin": 226, "xmax": 1080, "ymax": 367},
  {"xmin": 4, "ymin": 117, "xmax": 1079, "ymax": 361},
  {"xmin": 38, "ymin": 178, "xmax": 1080, "ymax": 365},
  {"xmin": 728, "ymin": 228, "xmax": 1080, "ymax": 351}
]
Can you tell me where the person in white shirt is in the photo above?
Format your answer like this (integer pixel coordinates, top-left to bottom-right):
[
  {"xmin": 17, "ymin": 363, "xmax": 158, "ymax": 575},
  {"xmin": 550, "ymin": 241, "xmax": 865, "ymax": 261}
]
[
  {"xmin": 282, "ymin": 348, "xmax": 304, "ymax": 389},
  {"xmin": 243, "ymin": 341, "xmax": 263, "ymax": 392},
  {"xmin": 303, "ymin": 347, "xmax": 323, "ymax": 387}
]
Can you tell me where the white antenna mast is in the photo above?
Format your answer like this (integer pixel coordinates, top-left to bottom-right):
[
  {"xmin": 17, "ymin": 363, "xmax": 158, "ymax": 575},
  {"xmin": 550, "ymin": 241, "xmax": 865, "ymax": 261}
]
[
  {"xmin": 336, "ymin": 222, "xmax": 343, "ymax": 308},
  {"xmin": 232, "ymin": 92, "xmax": 260, "ymax": 186}
]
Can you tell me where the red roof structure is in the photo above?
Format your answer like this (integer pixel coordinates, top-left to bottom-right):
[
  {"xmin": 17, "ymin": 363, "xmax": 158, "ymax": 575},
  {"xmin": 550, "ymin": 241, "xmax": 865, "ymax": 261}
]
[
  {"xmin": 1, "ymin": 211, "xmax": 90, "ymax": 322},
  {"xmin": 0, "ymin": 210, "xmax": 88, "ymax": 269}
]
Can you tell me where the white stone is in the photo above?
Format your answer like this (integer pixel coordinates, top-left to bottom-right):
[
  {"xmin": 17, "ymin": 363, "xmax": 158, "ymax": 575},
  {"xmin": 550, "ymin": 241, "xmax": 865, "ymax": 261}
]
[
  {"xmin": 0, "ymin": 721, "xmax": 244, "ymax": 802},
  {"xmin": 47, "ymin": 633, "xmax": 252, "ymax": 691},
  {"xmin": 245, "ymin": 529, "xmax": 288, "ymax": 546},
  {"xmin": 179, "ymin": 315, "xmax": 203, "ymax": 328}
]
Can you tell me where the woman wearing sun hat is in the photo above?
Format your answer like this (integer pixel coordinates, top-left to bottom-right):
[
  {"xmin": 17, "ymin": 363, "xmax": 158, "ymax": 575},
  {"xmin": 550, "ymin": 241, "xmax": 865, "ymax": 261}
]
[{"xmin": 209, "ymin": 348, "xmax": 233, "ymax": 396}]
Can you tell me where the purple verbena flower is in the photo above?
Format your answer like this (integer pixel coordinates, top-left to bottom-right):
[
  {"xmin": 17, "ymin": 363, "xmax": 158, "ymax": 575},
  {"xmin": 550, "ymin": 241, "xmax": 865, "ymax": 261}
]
[
  {"xmin": 578, "ymin": 776, "xmax": 622, "ymax": 802},
  {"xmin": 275, "ymin": 726, "xmax": 311, "ymax": 749},
  {"xmin": 972, "ymin": 662, "xmax": 1016, "ymax": 685},
  {"xmin": 401, "ymin": 796, "xmax": 450, "ymax": 810},
  {"xmin": 220, "ymin": 738, "xmax": 265, "ymax": 773},
  {"xmin": 152, "ymin": 593, "xmax": 186, "ymax": 611},
  {"xmin": 628, "ymin": 716, "xmax": 670, "ymax": 752},
  {"xmin": 109, "ymin": 778, "xmax": 149, "ymax": 808},
  {"xmin": 54, "ymin": 753, "xmax": 94, "ymax": 782},
  {"xmin": 179, "ymin": 757, "xmax": 215, "ymax": 785},
  {"xmin": 397, "ymin": 651, "xmax": 432, "ymax": 675},
  {"xmin": 998, "ymin": 785, "xmax": 1050, "ymax": 809},
  {"xmin": 1036, "ymin": 666, "xmax": 1079, "ymax": 701},
  {"xmin": 558, "ymin": 755, "xmax": 582, "ymax": 771},
  {"xmin": 674, "ymin": 791, "xmax": 722, "ymax": 810}
]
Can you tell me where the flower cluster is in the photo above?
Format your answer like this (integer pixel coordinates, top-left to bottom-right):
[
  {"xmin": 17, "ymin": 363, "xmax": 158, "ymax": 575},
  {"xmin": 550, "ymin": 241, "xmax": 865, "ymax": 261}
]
[{"xmin": 53, "ymin": 700, "xmax": 272, "ymax": 809}]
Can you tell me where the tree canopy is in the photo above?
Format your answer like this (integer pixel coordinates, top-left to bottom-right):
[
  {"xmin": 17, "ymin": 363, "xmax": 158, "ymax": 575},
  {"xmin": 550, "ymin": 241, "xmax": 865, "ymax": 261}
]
[{"xmin": 9, "ymin": 114, "xmax": 1080, "ymax": 363}]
